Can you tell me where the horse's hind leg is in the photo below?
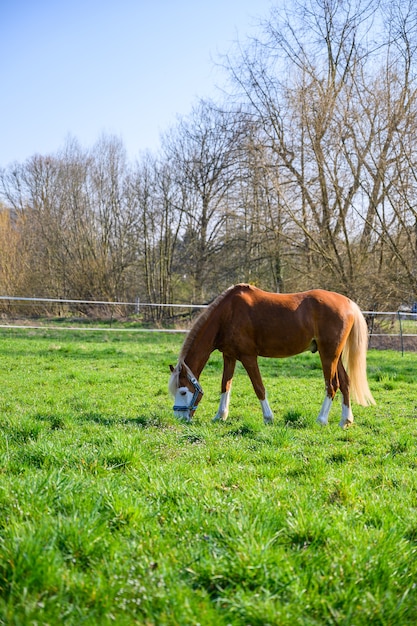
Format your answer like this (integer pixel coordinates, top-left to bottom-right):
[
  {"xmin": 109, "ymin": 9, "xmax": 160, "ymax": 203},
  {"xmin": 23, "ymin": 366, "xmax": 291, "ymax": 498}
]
[
  {"xmin": 213, "ymin": 355, "xmax": 236, "ymax": 422},
  {"xmin": 316, "ymin": 354, "xmax": 340, "ymax": 426},
  {"xmin": 337, "ymin": 359, "xmax": 354, "ymax": 428},
  {"xmin": 317, "ymin": 353, "xmax": 353, "ymax": 427},
  {"xmin": 241, "ymin": 356, "xmax": 274, "ymax": 424}
]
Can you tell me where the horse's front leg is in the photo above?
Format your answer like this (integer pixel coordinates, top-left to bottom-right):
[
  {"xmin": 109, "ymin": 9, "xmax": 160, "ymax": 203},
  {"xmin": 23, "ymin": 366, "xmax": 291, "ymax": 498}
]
[
  {"xmin": 213, "ymin": 355, "xmax": 236, "ymax": 422},
  {"xmin": 317, "ymin": 396, "xmax": 333, "ymax": 426},
  {"xmin": 241, "ymin": 356, "xmax": 274, "ymax": 424}
]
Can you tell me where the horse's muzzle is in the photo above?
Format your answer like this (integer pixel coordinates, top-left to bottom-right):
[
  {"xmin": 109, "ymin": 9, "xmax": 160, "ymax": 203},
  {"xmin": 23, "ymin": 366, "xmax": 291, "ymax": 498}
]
[{"xmin": 173, "ymin": 373, "xmax": 203, "ymax": 420}]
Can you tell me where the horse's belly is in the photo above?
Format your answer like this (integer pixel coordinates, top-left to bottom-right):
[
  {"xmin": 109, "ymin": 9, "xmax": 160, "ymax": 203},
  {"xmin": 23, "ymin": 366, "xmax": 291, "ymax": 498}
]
[
  {"xmin": 257, "ymin": 333, "xmax": 312, "ymax": 358},
  {"xmin": 222, "ymin": 309, "xmax": 315, "ymax": 358}
]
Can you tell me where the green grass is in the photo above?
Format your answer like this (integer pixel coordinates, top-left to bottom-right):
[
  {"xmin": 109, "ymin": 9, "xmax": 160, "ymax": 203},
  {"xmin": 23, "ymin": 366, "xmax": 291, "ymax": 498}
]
[{"xmin": 0, "ymin": 329, "xmax": 416, "ymax": 625}]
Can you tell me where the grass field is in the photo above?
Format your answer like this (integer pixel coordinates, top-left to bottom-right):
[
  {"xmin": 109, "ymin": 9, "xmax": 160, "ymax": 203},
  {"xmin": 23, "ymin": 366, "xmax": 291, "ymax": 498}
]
[{"xmin": 0, "ymin": 328, "xmax": 416, "ymax": 625}]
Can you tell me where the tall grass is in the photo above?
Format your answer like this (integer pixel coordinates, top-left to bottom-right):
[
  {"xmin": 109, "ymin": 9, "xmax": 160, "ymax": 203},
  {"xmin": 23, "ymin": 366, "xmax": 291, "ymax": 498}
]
[{"xmin": 0, "ymin": 329, "xmax": 416, "ymax": 624}]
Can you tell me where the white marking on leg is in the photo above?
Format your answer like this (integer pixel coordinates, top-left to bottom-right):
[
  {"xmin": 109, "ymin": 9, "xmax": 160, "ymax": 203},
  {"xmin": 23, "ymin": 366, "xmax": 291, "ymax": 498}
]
[
  {"xmin": 261, "ymin": 397, "xmax": 274, "ymax": 424},
  {"xmin": 212, "ymin": 390, "xmax": 231, "ymax": 422},
  {"xmin": 339, "ymin": 402, "xmax": 354, "ymax": 428},
  {"xmin": 317, "ymin": 395, "xmax": 333, "ymax": 426}
]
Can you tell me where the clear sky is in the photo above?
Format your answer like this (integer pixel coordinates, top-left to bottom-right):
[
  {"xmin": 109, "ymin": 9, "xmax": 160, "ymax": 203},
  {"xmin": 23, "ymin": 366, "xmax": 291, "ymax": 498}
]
[{"xmin": 0, "ymin": 0, "xmax": 274, "ymax": 168}]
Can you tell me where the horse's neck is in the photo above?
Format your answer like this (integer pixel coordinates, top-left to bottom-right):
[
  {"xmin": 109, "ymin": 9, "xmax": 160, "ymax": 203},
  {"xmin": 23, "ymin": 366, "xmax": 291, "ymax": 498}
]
[
  {"xmin": 182, "ymin": 328, "xmax": 215, "ymax": 378},
  {"xmin": 183, "ymin": 345, "xmax": 211, "ymax": 379}
]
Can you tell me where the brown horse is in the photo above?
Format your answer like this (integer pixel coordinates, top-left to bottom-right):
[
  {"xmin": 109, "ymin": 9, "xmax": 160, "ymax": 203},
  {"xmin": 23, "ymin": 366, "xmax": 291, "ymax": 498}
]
[{"xmin": 169, "ymin": 284, "xmax": 375, "ymax": 427}]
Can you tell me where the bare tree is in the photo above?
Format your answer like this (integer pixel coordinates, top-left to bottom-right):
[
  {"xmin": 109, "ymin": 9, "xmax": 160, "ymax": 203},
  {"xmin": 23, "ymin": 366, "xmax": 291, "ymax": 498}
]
[
  {"xmin": 162, "ymin": 100, "xmax": 245, "ymax": 301},
  {"xmin": 2, "ymin": 0, "xmax": 417, "ymax": 312},
  {"xmin": 129, "ymin": 152, "xmax": 186, "ymax": 319},
  {"xmin": 0, "ymin": 204, "xmax": 30, "ymax": 299},
  {"xmin": 0, "ymin": 137, "xmax": 143, "ymax": 308},
  {"xmin": 88, "ymin": 135, "xmax": 140, "ymax": 302},
  {"xmin": 226, "ymin": 0, "xmax": 417, "ymax": 307}
]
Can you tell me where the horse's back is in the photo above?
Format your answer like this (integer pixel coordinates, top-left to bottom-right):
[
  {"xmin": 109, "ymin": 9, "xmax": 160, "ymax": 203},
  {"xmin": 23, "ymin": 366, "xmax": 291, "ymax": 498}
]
[
  {"xmin": 217, "ymin": 284, "xmax": 355, "ymax": 358},
  {"xmin": 228, "ymin": 284, "xmax": 352, "ymax": 316}
]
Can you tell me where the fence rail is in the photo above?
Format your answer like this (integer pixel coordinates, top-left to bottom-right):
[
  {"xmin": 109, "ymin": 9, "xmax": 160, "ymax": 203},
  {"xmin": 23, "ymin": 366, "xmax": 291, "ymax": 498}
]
[
  {"xmin": 0, "ymin": 295, "xmax": 207, "ymax": 334},
  {"xmin": 0, "ymin": 295, "xmax": 207, "ymax": 309},
  {"xmin": 0, "ymin": 296, "xmax": 416, "ymax": 352}
]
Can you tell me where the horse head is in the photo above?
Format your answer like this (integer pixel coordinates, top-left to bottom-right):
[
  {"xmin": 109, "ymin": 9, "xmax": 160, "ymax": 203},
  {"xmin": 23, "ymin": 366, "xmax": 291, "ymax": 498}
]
[{"xmin": 168, "ymin": 361, "xmax": 204, "ymax": 422}]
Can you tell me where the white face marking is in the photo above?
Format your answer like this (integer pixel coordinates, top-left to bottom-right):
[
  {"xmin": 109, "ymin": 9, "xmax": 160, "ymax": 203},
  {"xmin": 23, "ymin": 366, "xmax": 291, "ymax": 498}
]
[{"xmin": 173, "ymin": 386, "xmax": 193, "ymax": 420}]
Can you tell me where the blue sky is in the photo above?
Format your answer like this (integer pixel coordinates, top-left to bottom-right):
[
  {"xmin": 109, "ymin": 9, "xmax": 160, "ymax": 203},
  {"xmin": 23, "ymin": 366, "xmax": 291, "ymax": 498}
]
[{"xmin": 0, "ymin": 1, "xmax": 274, "ymax": 168}]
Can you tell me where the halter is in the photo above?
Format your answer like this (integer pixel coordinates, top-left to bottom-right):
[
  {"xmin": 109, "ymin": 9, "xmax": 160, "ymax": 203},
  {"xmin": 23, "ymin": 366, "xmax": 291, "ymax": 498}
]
[{"xmin": 173, "ymin": 365, "xmax": 204, "ymax": 413}]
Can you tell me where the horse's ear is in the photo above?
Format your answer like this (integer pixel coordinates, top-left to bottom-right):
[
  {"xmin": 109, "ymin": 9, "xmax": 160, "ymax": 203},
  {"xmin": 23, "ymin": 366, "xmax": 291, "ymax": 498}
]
[{"xmin": 169, "ymin": 364, "xmax": 174, "ymax": 372}]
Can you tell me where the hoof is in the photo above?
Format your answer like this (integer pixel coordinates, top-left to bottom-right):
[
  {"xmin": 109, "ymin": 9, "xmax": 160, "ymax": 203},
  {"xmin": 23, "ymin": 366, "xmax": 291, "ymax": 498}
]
[
  {"xmin": 263, "ymin": 415, "xmax": 274, "ymax": 425},
  {"xmin": 316, "ymin": 416, "xmax": 328, "ymax": 426}
]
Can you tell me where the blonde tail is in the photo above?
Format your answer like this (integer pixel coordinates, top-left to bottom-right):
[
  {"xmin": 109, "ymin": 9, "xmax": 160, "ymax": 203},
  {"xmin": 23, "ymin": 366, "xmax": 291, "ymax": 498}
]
[{"xmin": 342, "ymin": 303, "xmax": 375, "ymax": 406}]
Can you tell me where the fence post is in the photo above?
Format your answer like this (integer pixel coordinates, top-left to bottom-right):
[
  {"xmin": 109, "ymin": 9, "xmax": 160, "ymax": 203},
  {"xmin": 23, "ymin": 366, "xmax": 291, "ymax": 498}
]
[
  {"xmin": 367, "ymin": 313, "xmax": 375, "ymax": 349},
  {"xmin": 398, "ymin": 311, "xmax": 404, "ymax": 356}
]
